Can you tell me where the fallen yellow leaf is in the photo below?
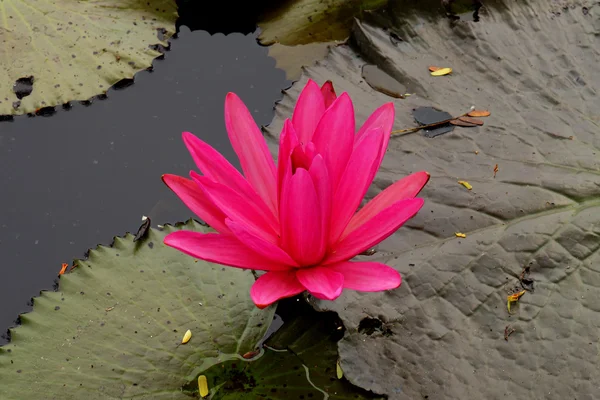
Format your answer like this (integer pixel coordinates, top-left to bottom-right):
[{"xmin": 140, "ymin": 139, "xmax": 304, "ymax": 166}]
[
  {"xmin": 455, "ymin": 232, "xmax": 466, "ymax": 238},
  {"xmin": 431, "ymin": 67, "xmax": 452, "ymax": 76},
  {"xmin": 457, "ymin": 180, "xmax": 472, "ymax": 190},
  {"xmin": 507, "ymin": 290, "xmax": 526, "ymax": 313},
  {"xmin": 198, "ymin": 375, "xmax": 209, "ymax": 397},
  {"xmin": 336, "ymin": 360, "xmax": 344, "ymax": 379},
  {"xmin": 182, "ymin": 329, "xmax": 192, "ymax": 344}
]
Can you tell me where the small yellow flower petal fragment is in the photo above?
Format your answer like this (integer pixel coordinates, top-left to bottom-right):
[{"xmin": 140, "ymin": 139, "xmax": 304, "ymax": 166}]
[
  {"xmin": 198, "ymin": 375, "xmax": 209, "ymax": 397},
  {"xmin": 182, "ymin": 329, "xmax": 192, "ymax": 344},
  {"xmin": 457, "ymin": 180, "xmax": 472, "ymax": 190},
  {"xmin": 507, "ymin": 290, "xmax": 526, "ymax": 313},
  {"xmin": 336, "ymin": 360, "xmax": 344, "ymax": 379},
  {"xmin": 431, "ymin": 67, "xmax": 452, "ymax": 76},
  {"xmin": 455, "ymin": 232, "xmax": 466, "ymax": 238}
]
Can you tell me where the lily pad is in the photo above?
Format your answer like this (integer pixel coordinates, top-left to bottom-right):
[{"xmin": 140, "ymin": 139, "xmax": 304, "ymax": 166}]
[
  {"xmin": 0, "ymin": 0, "xmax": 177, "ymax": 116},
  {"xmin": 258, "ymin": 0, "xmax": 388, "ymax": 45},
  {"xmin": 264, "ymin": 0, "xmax": 600, "ymax": 398},
  {"xmin": 0, "ymin": 220, "xmax": 275, "ymax": 399},
  {"xmin": 191, "ymin": 299, "xmax": 382, "ymax": 399}
]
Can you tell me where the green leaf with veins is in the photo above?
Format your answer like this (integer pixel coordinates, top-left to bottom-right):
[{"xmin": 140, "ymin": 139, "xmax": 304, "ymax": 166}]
[
  {"xmin": 0, "ymin": 0, "xmax": 176, "ymax": 116},
  {"xmin": 0, "ymin": 220, "xmax": 275, "ymax": 399},
  {"xmin": 263, "ymin": 0, "xmax": 600, "ymax": 398}
]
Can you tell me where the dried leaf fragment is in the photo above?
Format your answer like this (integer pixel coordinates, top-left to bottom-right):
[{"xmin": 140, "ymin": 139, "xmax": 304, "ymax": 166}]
[
  {"xmin": 336, "ymin": 360, "xmax": 344, "ymax": 379},
  {"xmin": 458, "ymin": 180, "xmax": 473, "ymax": 190},
  {"xmin": 58, "ymin": 263, "xmax": 69, "ymax": 275},
  {"xmin": 507, "ymin": 290, "xmax": 526, "ymax": 313},
  {"xmin": 467, "ymin": 110, "xmax": 491, "ymax": 117},
  {"xmin": 504, "ymin": 325, "xmax": 516, "ymax": 341},
  {"xmin": 242, "ymin": 350, "xmax": 260, "ymax": 359},
  {"xmin": 455, "ymin": 232, "xmax": 467, "ymax": 238},
  {"xmin": 181, "ymin": 329, "xmax": 192, "ymax": 344},
  {"xmin": 450, "ymin": 118, "xmax": 478, "ymax": 127},
  {"xmin": 431, "ymin": 67, "xmax": 452, "ymax": 76},
  {"xmin": 198, "ymin": 375, "xmax": 209, "ymax": 397},
  {"xmin": 493, "ymin": 164, "xmax": 499, "ymax": 178},
  {"xmin": 428, "ymin": 66, "xmax": 442, "ymax": 72},
  {"xmin": 458, "ymin": 116, "xmax": 484, "ymax": 125}
]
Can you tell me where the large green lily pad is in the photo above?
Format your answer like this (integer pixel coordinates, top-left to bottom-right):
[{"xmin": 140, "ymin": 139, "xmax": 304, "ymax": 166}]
[
  {"xmin": 264, "ymin": 0, "xmax": 600, "ymax": 398},
  {"xmin": 193, "ymin": 299, "xmax": 382, "ymax": 399},
  {"xmin": 0, "ymin": 0, "xmax": 177, "ymax": 116},
  {"xmin": 258, "ymin": 0, "xmax": 388, "ymax": 45},
  {"xmin": 0, "ymin": 220, "xmax": 275, "ymax": 399}
]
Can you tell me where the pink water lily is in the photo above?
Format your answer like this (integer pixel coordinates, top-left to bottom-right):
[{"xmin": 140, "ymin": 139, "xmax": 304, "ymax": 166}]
[{"xmin": 163, "ymin": 79, "xmax": 429, "ymax": 308}]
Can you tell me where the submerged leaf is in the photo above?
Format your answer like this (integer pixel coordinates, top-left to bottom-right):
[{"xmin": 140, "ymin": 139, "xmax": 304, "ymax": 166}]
[{"xmin": 0, "ymin": 0, "xmax": 177, "ymax": 116}]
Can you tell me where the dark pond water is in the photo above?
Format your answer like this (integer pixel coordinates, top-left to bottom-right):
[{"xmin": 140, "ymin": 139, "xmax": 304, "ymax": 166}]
[{"xmin": 0, "ymin": 27, "xmax": 289, "ymax": 343}]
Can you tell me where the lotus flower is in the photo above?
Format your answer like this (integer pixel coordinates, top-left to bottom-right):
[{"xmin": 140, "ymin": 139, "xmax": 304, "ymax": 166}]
[{"xmin": 163, "ymin": 79, "xmax": 429, "ymax": 308}]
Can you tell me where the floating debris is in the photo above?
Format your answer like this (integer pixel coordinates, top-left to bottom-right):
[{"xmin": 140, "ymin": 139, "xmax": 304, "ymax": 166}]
[
  {"xmin": 181, "ymin": 329, "xmax": 192, "ymax": 344},
  {"xmin": 504, "ymin": 325, "xmax": 516, "ymax": 341},
  {"xmin": 242, "ymin": 350, "xmax": 260, "ymax": 359},
  {"xmin": 198, "ymin": 375, "xmax": 209, "ymax": 397},
  {"xmin": 467, "ymin": 109, "xmax": 491, "ymax": 117},
  {"xmin": 336, "ymin": 360, "xmax": 344, "ymax": 379},
  {"xmin": 58, "ymin": 263, "xmax": 69, "ymax": 275},
  {"xmin": 134, "ymin": 216, "xmax": 151, "ymax": 242},
  {"xmin": 520, "ymin": 266, "xmax": 534, "ymax": 292},
  {"xmin": 493, "ymin": 164, "xmax": 499, "ymax": 178},
  {"xmin": 450, "ymin": 118, "xmax": 478, "ymax": 127},
  {"xmin": 458, "ymin": 116, "xmax": 484, "ymax": 125},
  {"xmin": 412, "ymin": 106, "xmax": 455, "ymax": 138},
  {"xmin": 507, "ymin": 290, "xmax": 526, "ymax": 313},
  {"xmin": 455, "ymin": 232, "xmax": 467, "ymax": 238},
  {"xmin": 457, "ymin": 180, "xmax": 473, "ymax": 190},
  {"xmin": 362, "ymin": 64, "xmax": 408, "ymax": 99},
  {"xmin": 430, "ymin": 67, "xmax": 452, "ymax": 76}
]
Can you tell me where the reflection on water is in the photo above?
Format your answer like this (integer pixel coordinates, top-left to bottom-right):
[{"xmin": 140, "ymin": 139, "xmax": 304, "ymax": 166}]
[{"xmin": 0, "ymin": 27, "xmax": 289, "ymax": 343}]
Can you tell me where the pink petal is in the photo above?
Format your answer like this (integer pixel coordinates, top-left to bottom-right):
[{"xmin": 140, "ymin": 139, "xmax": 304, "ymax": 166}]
[
  {"xmin": 192, "ymin": 172, "xmax": 279, "ymax": 242},
  {"xmin": 327, "ymin": 261, "xmax": 401, "ymax": 291},
  {"xmin": 325, "ymin": 198, "xmax": 424, "ymax": 265},
  {"xmin": 164, "ymin": 231, "xmax": 289, "ymax": 271},
  {"xmin": 162, "ymin": 174, "xmax": 229, "ymax": 234},
  {"xmin": 308, "ymin": 155, "xmax": 331, "ymax": 259},
  {"xmin": 277, "ymin": 120, "xmax": 299, "ymax": 205},
  {"xmin": 280, "ymin": 168, "xmax": 324, "ymax": 265},
  {"xmin": 328, "ymin": 128, "xmax": 384, "ymax": 245},
  {"xmin": 311, "ymin": 92, "xmax": 355, "ymax": 188},
  {"xmin": 343, "ymin": 171, "xmax": 430, "ymax": 237},
  {"xmin": 296, "ymin": 266, "xmax": 344, "ymax": 300},
  {"xmin": 225, "ymin": 93, "xmax": 278, "ymax": 213},
  {"xmin": 225, "ymin": 219, "xmax": 298, "ymax": 267},
  {"xmin": 182, "ymin": 131, "xmax": 277, "ymax": 220},
  {"xmin": 250, "ymin": 270, "xmax": 306, "ymax": 309},
  {"xmin": 290, "ymin": 145, "xmax": 312, "ymax": 171},
  {"xmin": 292, "ymin": 79, "xmax": 326, "ymax": 145},
  {"xmin": 320, "ymin": 80, "xmax": 337, "ymax": 109},
  {"xmin": 355, "ymin": 103, "xmax": 395, "ymax": 166}
]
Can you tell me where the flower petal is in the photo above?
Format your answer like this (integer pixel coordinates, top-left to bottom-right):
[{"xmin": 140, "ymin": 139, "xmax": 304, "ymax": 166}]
[
  {"xmin": 355, "ymin": 103, "xmax": 395, "ymax": 166},
  {"xmin": 343, "ymin": 171, "xmax": 430, "ymax": 238},
  {"xmin": 182, "ymin": 131, "xmax": 277, "ymax": 219},
  {"xmin": 192, "ymin": 172, "xmax": 279, "ymax": 242},
  {"xmin": 311, "ymin": 92, "xmax": 355, "ymax": 188},
  {"xmin": 250, "ymin": 270, "xmax": 306, "ymax": 309},
  {"xmin": 327, "ymin": 261, "xmax": 401, "ymax": 291},
  {"xmin": 292, "ymin": 79, "xmax": 326, "ymax": 145},
  {"xmin": 162, "ymin": 174, "xmax": 229, "ymax": 234},
  {"xmin": 225, "ymin": 219, "xmax": 298, "ymax": 267},
  {"xmin": 329, "ymin": 127, "xmax": 384, "ymax": 245},
  {"xmin": 296, "ymin": 266, "xmax": 344, "ymax": 300},
  {"xmin": 320, "ymin": 80, "xmax": 337, "ymax": 109},
  {"xmin": 224, "ymin": 92, "xmax": 278, "ymax": 213},
  {"xmin": 308, "ymin": 155, "xmax": 331, "ymax": 259},
  {"xmin": 164, "ymin": 231, "xmax": 288, "ymax": 271},
  {"xmin": 277, "ymin": 119, "xmax": 299, "ymax": 204},
  {"xmin": 325, "ymin": 198, "xmax": 424, "ymax": 265},
  {"xmin": 280, "ymin": 168, "xmax": 324, "ymax": 265}
]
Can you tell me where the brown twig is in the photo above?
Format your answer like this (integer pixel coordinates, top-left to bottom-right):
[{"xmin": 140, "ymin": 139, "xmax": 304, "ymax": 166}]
[{"xmin": 391, "ymin": 112, "xmax": 470, "ymax": 136}]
